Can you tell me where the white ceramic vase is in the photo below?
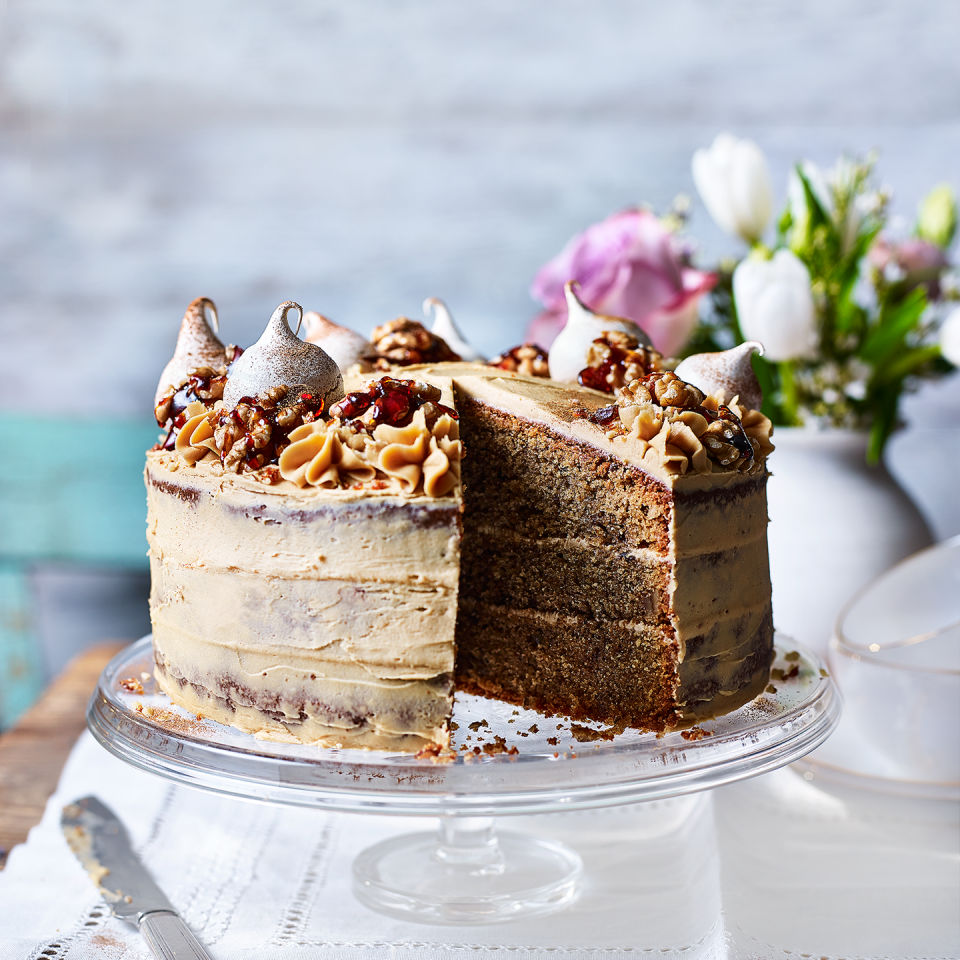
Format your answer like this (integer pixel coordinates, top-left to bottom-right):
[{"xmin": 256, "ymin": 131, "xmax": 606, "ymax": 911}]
[{"xmin": 766, "ymin": 428, "xmax": 933, "ymax": 658}]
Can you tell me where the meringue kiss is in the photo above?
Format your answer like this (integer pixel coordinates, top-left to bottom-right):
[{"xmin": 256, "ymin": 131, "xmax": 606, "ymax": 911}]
[
  {"xmin": 423, "ymin": 297, "xmax": 484, "ymax": 362},
  {"xmin": 302, "ymin": 311, "xmax": 374, "ymax": 372},
  {"xmin": 548, "ymin": 281, "xmax": 652, "ymax": 383},
  {"xmin": 673, "ymin": 341, "xmax": 764, "ymax": 410},
  {"xmin": 223, "ymin": 302, "xmax": 345, "ymax": 408},
  {"xmin": 154, "ymin": 297, "xmax": 228, "ymax": 406}
]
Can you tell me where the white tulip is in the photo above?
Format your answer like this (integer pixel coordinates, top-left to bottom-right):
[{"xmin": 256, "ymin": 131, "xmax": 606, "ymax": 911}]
[
  {"xmin": 733, "ymin": 250, "xmax": 818, "ymax": 362},
  {"xmin": 692, "ymin": 133, "xmax": 774, "ymax": 244},
  {"xmin": 940, "ymin": 305, "xmax": 960, "ymax": 367}
]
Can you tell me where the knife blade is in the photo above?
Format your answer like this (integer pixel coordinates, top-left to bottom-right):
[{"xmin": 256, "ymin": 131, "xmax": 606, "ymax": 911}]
[{"xmin": 61, "ymin": 796, "xmax": 212, "ymax": 960}]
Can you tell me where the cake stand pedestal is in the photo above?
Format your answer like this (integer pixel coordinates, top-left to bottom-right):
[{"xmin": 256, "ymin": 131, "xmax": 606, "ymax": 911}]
[
  {"xmin": 88, "ymin": 636, "xmax": 839, "ymax": 926},
  {"xmin": 354, "ymin": 817, "xmax": 582, "ymax": 923}
]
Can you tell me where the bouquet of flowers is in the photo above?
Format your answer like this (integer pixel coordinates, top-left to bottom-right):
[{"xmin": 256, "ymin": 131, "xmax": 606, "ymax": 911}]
[{"xmin": 530, "ymin": 134, "xmax": 958, "ymax": 461}]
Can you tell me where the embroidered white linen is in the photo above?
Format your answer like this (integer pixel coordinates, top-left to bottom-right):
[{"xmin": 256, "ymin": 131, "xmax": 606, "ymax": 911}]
[{"xmin": 0, "ymin": 731, "xmax": 957, "ymax": 959}]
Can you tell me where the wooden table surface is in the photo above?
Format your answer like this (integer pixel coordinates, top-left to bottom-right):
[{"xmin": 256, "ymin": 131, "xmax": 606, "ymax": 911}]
[{"xmin": 0, "ymin": 641, "xmax": 127, "ymax": 870}]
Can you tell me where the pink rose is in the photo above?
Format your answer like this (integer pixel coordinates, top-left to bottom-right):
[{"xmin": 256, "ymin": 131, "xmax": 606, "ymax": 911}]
[
  {"xmin": 528, "ymin": 208, "xmax": 717, "ymax": 357},
  {"xmin": 868, "ymin": 236, "xmax": 949, "ymax": 299}
]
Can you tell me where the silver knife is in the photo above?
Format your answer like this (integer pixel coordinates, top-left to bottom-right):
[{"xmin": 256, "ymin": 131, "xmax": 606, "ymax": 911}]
[{"xmin": 61, "ymin": 796, "xmax": 212, "ymax": 960}]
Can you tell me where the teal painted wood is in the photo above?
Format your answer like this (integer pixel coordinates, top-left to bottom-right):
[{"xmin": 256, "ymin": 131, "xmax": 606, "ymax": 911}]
[
  {"xmin": 0, "ymin": 562, "xmax": 44, "ymax": 728},
  {"xmin": 0, "ymin": 416, "xmax": 158, "ymax": 728},
  {"xmin": 0, "ymin": 417, "xmax": 159, "ymax": 566}
]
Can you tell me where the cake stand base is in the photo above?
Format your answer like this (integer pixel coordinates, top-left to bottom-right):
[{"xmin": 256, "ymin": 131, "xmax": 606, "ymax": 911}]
[{"xmin": 352, "ymin": 817, "xmax": 582, "ymax": 925}]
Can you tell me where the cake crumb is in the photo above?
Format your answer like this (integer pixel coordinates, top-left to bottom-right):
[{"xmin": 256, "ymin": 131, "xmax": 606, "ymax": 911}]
[
  {"xmin": 547, "ymin": 737, "xmax": 558, "ymax": 745},
  {"xmin": 141, "ymin": 706, "xmax": 210, "ymax": 736},
  {"xmin": 468, "ymin": 720, "xmax": 489, "ymax": 732},
  {"xmin": 765, "ymin": 684, "xmax": 777, "ymax": 694},
  {"xmin": 528, "ymin": 724, "xmax": 539, "ymax": 734},
  {"xmin": 819, "ymin": 667, "xmax": 829, "ymax": 678},
  {"xmin": 415, "ymin": 743, "xmax": 457, "ymax": 763},
  {"xmin": 449, "ymin": 721, "xmax": 459, "ymax": 731},
  {"xmin": 570, "ymin": 723, "xmax": 617, "ymax": 743},
  {"xmin": 782, "ymin": 663, "xmax": 800, "ymax": 681},
  {"xmin": 785, "ymin": 650, "xmax": 800, "ymax": 661},
  {"xmin": 481, "ymin": 736, "xmax": 519, "ymax": 756},
  {"xmin": 680, "ymin": 726, "xmax": 713, "ymax": 741},
  {"xmin": 119, "ymin": 677, "xmax": 144, "ymax": 695}
]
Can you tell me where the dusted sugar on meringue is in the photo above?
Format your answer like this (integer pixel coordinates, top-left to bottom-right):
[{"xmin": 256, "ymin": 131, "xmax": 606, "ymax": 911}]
[
  {"xmin": 154, "ymin": 297, "xmax": 230, "ymax": 407},
  {"xmin": 303, "ymin": 311, "xmax": 375, "ymax": 373},
  {"xmin": 674, "ymin": 342, "xmax": 765, "ymax": 411},
  {"xmin": 223, "ymin": 301, "xmax": 344, "ymax": 408}
]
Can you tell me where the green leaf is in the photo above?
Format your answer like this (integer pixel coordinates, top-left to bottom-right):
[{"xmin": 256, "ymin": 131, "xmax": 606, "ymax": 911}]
[
  {"xmin": 874, "ymin": 344, "xmax": 943, "ymax": 384},
  {"xmin": 752, "ymin": 354, "xmax": 780, "ymax": 422},
  {"xmin": 861, "ymin": 287, "xmax": 927, "ymax": 363},
  {"xmin": 867, "ymin": 384, "xmax": 901, "ymax": 463},
  {"xmin": 777, "ymin": 360, "xmax": 801, "ymax": 426},
  {"xmin": 795, "ymin": 165, "xmax": 831, "ymax": 228}
]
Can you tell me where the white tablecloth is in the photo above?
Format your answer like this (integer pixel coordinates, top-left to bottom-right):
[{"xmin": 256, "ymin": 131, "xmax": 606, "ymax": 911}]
[{"xmin": 1, "ymin": 731, "xmax": 957, "ymax": 960}]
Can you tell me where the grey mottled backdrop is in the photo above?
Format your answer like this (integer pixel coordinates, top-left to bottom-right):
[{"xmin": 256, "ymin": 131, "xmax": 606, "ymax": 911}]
[{"xmin": 2, "ymin": 0, "xmax": 958, "ymax": 674}]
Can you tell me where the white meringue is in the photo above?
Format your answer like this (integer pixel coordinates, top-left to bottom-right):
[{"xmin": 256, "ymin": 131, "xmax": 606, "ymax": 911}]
[
  {"xmin": 154, "ymin": 297, "xmax": 228, "ymax": 406},
  {"xmin": 223, "ymin": 302, "xmax": 344, "ymax": 408},
  {"xmin": 548, "ymin": 281, "xmax": 651, "ymax": 383},
  {"xmin": 674, "ymin": 341, "xmax": 765, "ymax": 410},
  {"xmin": 302, "ymin": 311, "xmax": 374, "ymax": 373},
  {"xmin": 423, "ymin": 297, "xmax": 484, "ymax": 361}
]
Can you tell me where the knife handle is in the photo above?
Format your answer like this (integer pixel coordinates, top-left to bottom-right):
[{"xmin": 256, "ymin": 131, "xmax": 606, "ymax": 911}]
[{"xmin": 139, "ymin": 910, "xmax": 213, "ymax": 960}]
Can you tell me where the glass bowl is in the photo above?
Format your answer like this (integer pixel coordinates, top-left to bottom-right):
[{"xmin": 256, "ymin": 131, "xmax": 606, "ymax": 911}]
[{"xmin": 827, "ymin": 535, "xmax": 960, "ymax": 786}]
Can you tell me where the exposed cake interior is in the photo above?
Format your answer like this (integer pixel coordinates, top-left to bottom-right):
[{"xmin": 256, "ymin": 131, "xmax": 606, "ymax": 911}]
[{"xmin": 447, "ymin": 373, "xmax": 774, "ymax": 733}]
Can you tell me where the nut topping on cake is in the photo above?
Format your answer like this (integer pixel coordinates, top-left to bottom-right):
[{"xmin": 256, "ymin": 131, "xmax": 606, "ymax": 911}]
[
  {"xmin": 169, "ymin": 375, "xmax": 462, "ymax": 497},
  {"xmin": 577, "ymin": 332, "xmax": 663, "ymax": 394},
  {"xmin": 548, "ymin": 281, "xmax": 653, "ymax": 383},
  {"xmin": 155, "ymin": 367, "xmax": 233, "ymax": 450},
  {"xmin": 488, "ymin": 344, "xmax": 551, "ymax": 378},
  {"xmin": 576, "ymin": 370, "xmax": 774, "ymax": 476},
  {"xmin": 330, "ymin": 377, "xmax": 457, "ymax": 431},
  {"xmin": 370, "ymin": 318, "xmax": 461, "ymax": 369}
]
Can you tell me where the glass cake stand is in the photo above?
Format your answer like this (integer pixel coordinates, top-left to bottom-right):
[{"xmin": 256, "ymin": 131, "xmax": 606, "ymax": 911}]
[{"xmin": 88, "ymin": 635, "xmax": 839, "ymax": 925}]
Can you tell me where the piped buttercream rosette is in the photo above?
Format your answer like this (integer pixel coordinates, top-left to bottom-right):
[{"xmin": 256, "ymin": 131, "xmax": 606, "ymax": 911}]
[
  {"xmin": 277, "ymin": 408, "xmax": 462, "ymax": 497},
  {"xmin": 174, "ymin": 401, "xmax": 221, "ymax": 465},
  {"xmin": 609, "ymin": 372, "xmax": 774, "ymax": 477}
]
